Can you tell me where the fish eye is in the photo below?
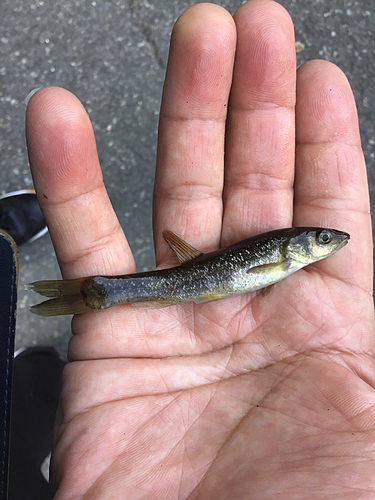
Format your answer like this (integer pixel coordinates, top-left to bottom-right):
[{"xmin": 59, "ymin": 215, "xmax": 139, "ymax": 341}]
[{"xmin": 317, "ymin": 230, "xmax": 332, "ymax": 244}]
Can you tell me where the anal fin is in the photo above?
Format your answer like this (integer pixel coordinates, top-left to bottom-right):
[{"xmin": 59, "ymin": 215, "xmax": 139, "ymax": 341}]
[
  {"xmin": 193, "ymin": 292, "xmax": 227, "ymax": 304},
  {"xmin": 131, "ymin": 299, "xmax": 182, "ymax": 310},
  {"xmin": 262, "ymin": 284, "xmax": 275, "ymax": 297}
]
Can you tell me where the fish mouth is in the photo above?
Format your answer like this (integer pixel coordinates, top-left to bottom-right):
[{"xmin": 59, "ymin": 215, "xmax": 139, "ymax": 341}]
[{"xmin": 333, "ymin": 230, "xmax": 350, "ymax": 250}]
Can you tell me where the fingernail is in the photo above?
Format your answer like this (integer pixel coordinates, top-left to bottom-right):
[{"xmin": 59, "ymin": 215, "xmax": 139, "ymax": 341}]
[{"xmin": 24, "ymin": 88, "xmax": 42, "ymax": 107}]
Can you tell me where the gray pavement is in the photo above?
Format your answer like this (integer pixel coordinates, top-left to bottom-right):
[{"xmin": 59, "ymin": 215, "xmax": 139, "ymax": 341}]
[{"xmin": 1, "ymin": 0, "xmax": 374, "ymax": 359}]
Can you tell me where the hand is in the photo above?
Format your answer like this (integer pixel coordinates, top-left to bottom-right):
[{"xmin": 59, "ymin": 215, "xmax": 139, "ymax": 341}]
[{"xmin": 26, "ymin": 1, "xmax": 375, "ymax": 498}]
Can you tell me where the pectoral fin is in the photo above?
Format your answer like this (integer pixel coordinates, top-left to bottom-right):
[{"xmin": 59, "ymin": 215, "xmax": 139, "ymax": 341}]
[
  {"xmin": 163, "ymin": 230, "xmax": 203, "ymax": 264},
  {"xmin": 246, "ymin": 261, "xmax": 290, "ymax": 297},
  {"xmin": 246, "ymin": 261, "xmax": 290, "ymax": 275}
]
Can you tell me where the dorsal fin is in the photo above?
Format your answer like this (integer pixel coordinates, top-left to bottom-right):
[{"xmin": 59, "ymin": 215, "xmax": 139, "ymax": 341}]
[{"xmin": 162, "ymin": 230, "xmax": 203, "ymax": 264}]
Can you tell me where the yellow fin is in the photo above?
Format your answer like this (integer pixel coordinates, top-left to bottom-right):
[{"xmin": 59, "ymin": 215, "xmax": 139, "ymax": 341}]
[
  {"xmin": 30, "ymin": 296, "xmax": 92, "ymax": 316},
  {"xmin": 162, "ymin": 230, "xmax": 203, "ymax": 264},
  {"xmin": 131, "ymin": 300, "xmax": 181, "ymax": 309},
  {"xmin": 194, "ymin": 292, "xmax": 227, "ymax": 304},
  {"xmin": 246, "ymin": 261, "xmax": 290, "ymax": 274},
  {"xmin": 29, "ymin": 277, "xmax": 91, "ymax": 316},
  {"xmin": 29, "ymin": 278, "xmax": 86, "ymax": 298},
  {"xmin": 262, "ymin": 284, "xmax": 275, "ymax": 297}
]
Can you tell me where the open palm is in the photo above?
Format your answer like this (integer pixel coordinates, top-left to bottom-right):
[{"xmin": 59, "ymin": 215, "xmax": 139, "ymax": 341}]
[{"xmin": 26, "ymin": 1, "xmax": 375, "ymax": 499}]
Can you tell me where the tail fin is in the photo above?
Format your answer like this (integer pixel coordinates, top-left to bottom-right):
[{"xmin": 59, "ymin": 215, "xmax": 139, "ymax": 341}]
[{"xmin": 29, "ymin": 278, "xmax": 92, "ymax": 316}]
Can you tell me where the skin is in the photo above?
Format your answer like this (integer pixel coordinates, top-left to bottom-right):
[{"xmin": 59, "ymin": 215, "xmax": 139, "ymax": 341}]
[{"xmin": 25, "ymin": 1, "xmax": 375, "ymax": 499}]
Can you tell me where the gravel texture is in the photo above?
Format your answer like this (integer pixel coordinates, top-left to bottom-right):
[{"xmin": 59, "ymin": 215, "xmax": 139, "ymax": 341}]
[{"xmin": 1, "ymin": 0, "xmax": 374, "ymax": 358}]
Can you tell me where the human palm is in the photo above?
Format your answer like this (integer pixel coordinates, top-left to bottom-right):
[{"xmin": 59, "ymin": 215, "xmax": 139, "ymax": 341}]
[{"xmin": 26, "ymin": 1, "xmax": 375, "ymax": 499}]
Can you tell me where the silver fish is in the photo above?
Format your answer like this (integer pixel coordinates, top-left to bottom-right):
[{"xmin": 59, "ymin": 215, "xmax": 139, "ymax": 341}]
[{"xmin": 29, "ymin": 227, "xmax": 349, "ymax": 316}]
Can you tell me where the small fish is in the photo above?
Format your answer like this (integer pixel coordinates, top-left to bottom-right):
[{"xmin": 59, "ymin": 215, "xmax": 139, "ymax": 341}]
[{"xmin": 29, "ymin": 227, "xmax": 349, "ymax": 317}]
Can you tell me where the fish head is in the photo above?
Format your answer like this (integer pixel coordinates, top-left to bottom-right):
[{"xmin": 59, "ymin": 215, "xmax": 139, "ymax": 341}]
[{"xmin": 283, "ymin": 228, "xmax": 350, "ymax": 265}]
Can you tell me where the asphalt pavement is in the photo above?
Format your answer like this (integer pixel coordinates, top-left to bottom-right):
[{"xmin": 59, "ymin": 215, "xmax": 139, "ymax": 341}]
[{"xmin": 1, "ymin": 0, "xmax": 374, "ymax": 358}]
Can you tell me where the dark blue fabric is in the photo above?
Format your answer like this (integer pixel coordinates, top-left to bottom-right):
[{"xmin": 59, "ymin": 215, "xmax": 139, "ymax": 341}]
[{"xmin": 0, "ymin": 230, "xmax": 17, "ymax": 500}]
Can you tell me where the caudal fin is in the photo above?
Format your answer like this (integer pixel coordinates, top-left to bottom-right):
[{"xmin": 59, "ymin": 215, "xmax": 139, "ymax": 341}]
[{"xmin": 29, "ymin": 278, "xmax": 92, "ymax": 316}]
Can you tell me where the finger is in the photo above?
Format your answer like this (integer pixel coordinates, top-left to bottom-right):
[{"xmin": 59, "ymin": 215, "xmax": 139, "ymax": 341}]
[
  {"xmin": 293, "ymin": 60, "xmax": 372, "ymax": 291},
  {"xmin": 153, "ymin": 4, "xmax": 236, "ymax": 264},
  {"xmin": 221, "ymin": 0, "xmax": 296, "ymax": 246},
  {"xmin": 26, "ymin": 87, "xmax": 134, "ymax": 279}
]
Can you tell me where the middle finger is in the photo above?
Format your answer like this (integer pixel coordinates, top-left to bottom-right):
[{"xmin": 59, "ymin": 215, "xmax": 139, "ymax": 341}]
[
  {"xmin": 153, "ymin": 4, "xmax": 236, "ymax": 265},
  {"xmin": 221, "ymin": 0, "xmax": 297, "ymax": 246}
]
